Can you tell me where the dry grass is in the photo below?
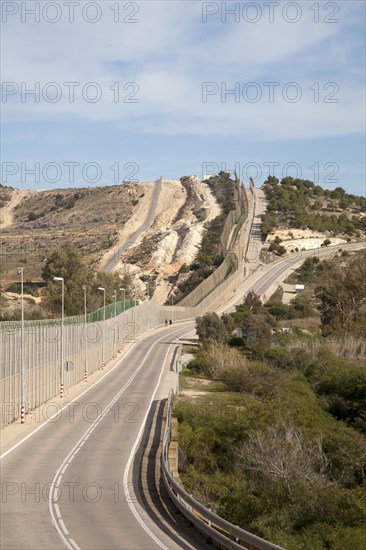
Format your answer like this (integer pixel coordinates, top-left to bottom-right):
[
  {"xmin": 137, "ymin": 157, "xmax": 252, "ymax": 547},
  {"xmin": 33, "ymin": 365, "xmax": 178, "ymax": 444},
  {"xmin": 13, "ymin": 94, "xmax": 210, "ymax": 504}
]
[
  {"xmin": 202, "ymin": 342, "xmax": 246, "ymax": 379},
  {"xmin": 288, "ymin": 334, "xmax": 366, "ymax": 362}
]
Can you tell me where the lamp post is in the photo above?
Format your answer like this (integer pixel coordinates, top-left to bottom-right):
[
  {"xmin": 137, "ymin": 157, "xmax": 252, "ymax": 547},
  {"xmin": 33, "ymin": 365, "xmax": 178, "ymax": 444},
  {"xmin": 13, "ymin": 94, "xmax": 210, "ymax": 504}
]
[
  {"xmin": 112, "ymin": 291, "xmax": 117, "ymax": 317},
  {"xmin": 119, "ymin": 288, "xmax": 125, "ymax": 315},
  {"xmin": 17, "ymin": 267, "xmax": 26, "ymax": 423},
  {"xmin": 82, "ymin": 285, "xmax": 88, "ymax": 382},
  {"xmin": 170, "ymin": 287, "xmax": 175, "ymax": 322},
  {"xmin": 112, "ymin": 291, "xmax": 117, "ymax": 357},
  {"xmin": 53, "ymin": 277, "xmax": 65, "ymax": 397},
  {"xmin": 97, "ymin": 287, "xmax": 106, "ymax": 370}
]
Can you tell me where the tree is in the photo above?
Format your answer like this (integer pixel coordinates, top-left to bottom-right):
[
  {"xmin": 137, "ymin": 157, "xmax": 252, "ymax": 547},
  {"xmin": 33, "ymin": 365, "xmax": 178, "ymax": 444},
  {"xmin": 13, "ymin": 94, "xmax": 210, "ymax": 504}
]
[
  {"xmin": 236, "ymin": 421, "xmax": 329, "ymax": 494},
  {"xmin": 242, "ymin": 313, "xmax": 275, "ymax": 349},
  {"xmin": 221, "ymin": 313, "xmax": 236, "ymax": 336},
  {"xmin": 196, "ymin": 313, "xmax": 226, "ymax": 342},
  {"xmin": 88, "ymin": 271, "xmax": 132, "ymax": 312},
  {"xmin": 42, "ymin": 243, "xmax": 91, "ymax": 315},
  {"xmin": 244, "ymin": 291, "xmax": 263, "ymax": 314},
  {"xmin": 230, "ymin": 303, "xmax": 251, "ymax": 327},
  {"xmin": 42, "ymin": 242, "xmax": 133, "ymax": 316},
  {"xmin": 315, "ymin": 256, "xmax": 366, "ymax": 335}
]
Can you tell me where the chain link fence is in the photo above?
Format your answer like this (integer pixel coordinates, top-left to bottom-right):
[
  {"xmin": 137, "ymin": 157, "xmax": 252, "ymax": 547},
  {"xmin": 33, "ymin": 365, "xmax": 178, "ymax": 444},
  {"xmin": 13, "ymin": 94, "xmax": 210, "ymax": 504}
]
[{"xmin": 1, "ymin": 184, "xmax": 255, "ymax": 428}]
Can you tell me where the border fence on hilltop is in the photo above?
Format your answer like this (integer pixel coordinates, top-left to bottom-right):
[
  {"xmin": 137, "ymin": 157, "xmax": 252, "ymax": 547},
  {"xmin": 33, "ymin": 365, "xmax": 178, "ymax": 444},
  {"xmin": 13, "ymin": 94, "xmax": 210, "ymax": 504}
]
[
  {"xmin": 178, "ymin": 180, "xmax": 251, "ymax": 307},
  {"xmin": 1, "ymin": 182, "xmax": 255, "ymax": 428}
]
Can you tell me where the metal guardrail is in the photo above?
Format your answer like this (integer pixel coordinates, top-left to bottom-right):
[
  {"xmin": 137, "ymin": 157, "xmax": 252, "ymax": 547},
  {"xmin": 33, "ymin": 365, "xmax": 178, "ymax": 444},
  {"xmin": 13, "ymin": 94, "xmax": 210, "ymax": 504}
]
[{"xmin": 161, "ymin": 389, "xmax": 285, "ymax": 550}]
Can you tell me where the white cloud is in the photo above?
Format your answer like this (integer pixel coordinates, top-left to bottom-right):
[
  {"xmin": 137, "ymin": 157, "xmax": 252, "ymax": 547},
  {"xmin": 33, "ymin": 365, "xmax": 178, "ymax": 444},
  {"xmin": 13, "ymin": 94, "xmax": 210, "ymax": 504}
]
[{"xmin": 1, "ymin": 0, "xmax": 364, "ymax": 142}]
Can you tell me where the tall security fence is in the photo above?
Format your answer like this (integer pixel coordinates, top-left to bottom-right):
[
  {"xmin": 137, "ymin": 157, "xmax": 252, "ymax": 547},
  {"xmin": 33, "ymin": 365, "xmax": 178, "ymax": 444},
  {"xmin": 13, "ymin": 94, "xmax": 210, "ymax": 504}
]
[
  {"xmin": 220, "ymin": 180, "xmax": 249, "ymax": 256},
  {"xmin": 178, "ymin": 183, "xmax": 252, "ymax": 307},
  {"xmin": 1, "ymin": 184, "xmax": 255, "ymax": 428},
  {"xmin": 1, "ymin": 299, "xmax": 203, "ymax": 428},
  {"xmin": 0, "ymin": 300, "xmax": 136, "ymax": 331}
]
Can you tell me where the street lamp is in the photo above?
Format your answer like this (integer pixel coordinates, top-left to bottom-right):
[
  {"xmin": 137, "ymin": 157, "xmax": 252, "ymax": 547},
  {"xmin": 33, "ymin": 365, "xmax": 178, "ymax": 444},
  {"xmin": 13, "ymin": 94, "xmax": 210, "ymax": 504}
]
[
  {"xmin": 97, "ymin": 287, "xmax": 106, "ymax": 370},
  {"xmin": 112, "ymin": 291, "xmax": 117, "ymax": 357},
  {"xmin": 53, "ymin": 276, "xmax": 65, "ymax": 397},
  {"xmin": 16, "ymin": 267, "xmax": 25, "ymax": 423},
  {"xmin": 119, "ymin": 287, "xmax": 125, "ymax": 315},
  {"xmin": 112, "ymin": 290, "xmax": 117, "ymax": 317},
  {"xmin": 170, "ymin": 287, "xmax": 175, "ymax": 322},
  {"xmin": 82, "ymin": 285, "xmax": 88, "ymax": 382}
]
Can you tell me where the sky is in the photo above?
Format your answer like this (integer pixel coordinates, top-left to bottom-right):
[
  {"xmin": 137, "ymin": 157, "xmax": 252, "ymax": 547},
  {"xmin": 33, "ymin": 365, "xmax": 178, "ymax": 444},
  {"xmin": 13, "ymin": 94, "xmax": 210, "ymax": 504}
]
[{"xmin": 1, "ymin": 0, "xmax": 365, "ymax": 195}]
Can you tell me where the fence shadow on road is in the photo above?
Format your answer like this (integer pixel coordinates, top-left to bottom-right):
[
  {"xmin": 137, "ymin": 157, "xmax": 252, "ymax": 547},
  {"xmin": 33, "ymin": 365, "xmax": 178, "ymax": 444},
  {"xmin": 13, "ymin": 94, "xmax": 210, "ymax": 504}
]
[{"xmin": 131, "ymin": 398, "xmax": 212, "ymax": 550}]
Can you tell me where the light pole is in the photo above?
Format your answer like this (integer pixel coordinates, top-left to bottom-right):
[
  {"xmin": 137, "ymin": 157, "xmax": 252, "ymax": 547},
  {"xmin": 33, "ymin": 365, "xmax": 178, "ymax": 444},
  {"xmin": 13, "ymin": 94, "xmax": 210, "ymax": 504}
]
[
  {"xmin": 53, "ymin": 276, "xmax": 65, "ymax": 397},
  {"xmin": 97, "ymin": 287, "xmax": 106, "ymax": 370},
  {"xmin": 17, "ymin": 267, "xmax": 26, "ymax": 423},
  {"xmin": 112, "ymin": 290, "xmax": 117, "ymax": 317},
  {"xmin": 170, "ymin": 287, "xmax": 175, "ymax": 322},
  {"xmin": 119, "ymin": 287, "xmax": 125, "ymax": 315},
  {"xmin": 82, "ymin": 285, "xmax": 88, "ymax": 382},
  {"xmin": 112, "ymin": 291, "xmax": 117, "ymax": 358}
]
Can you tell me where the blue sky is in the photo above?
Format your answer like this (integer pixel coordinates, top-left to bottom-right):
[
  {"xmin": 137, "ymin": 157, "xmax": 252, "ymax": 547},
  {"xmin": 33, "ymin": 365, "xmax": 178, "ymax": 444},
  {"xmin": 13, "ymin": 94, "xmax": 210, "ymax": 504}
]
[{"xmin": 1, "ymin": 0, "xmax": 365, "ymax": 195}]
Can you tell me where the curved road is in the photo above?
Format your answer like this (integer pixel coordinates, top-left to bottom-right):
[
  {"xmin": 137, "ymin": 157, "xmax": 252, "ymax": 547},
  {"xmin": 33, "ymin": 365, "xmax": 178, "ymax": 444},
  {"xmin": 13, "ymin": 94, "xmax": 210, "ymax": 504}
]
[
  {"xmin": 1, "ymin": 322, "xmax": 206, "ymax": 550},
  {"xmin": 104, "ymin": 177, "xmax": 163, "ymax": 272},
  {"xmin": 1, "ymin": 235, "xmax": 364, "ymax": 549}
]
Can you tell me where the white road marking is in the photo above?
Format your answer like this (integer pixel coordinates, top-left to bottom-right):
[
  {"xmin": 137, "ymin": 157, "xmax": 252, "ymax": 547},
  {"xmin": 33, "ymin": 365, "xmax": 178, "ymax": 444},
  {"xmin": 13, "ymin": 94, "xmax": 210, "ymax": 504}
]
[
  {"xmin": 122, "ymin": 329, "xmax": 193, "ymax": 550},
  {"xmin": 0, "ymin": 337, "xmax": 141, "ymax": 461},
  {"xmin": 47, "ymin": 325, "xmax": 190, "ymax": 550}
]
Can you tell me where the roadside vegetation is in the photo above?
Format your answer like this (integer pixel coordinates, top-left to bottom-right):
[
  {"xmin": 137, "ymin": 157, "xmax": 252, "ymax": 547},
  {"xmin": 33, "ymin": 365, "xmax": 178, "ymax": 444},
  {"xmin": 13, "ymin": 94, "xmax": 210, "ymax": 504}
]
[
  {"xmin": 175, "ymin": 251, "xmax": 366, "ymax": 549},
  {"xmin": 1, "ymin": 242, "xmax": 133, "ymax": 320},
  {"xmin": 260, "ymin": 176, "xmax": 366, "ymax": 240}
]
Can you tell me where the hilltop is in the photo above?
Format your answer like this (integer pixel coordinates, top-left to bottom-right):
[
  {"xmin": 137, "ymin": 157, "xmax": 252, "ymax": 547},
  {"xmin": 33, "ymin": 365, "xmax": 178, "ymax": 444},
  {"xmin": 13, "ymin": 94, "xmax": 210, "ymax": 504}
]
[
  {"xmin": 260, "ymin": 177, "xmax": 366, "ymax": 256},
  {"xmin": 0, "ymin": 177, "xmax": 224, "ymax": 316}
]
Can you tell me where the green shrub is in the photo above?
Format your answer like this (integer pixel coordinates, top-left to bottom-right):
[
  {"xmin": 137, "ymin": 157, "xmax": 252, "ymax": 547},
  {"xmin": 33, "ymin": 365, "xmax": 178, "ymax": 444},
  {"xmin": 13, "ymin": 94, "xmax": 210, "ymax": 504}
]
[{"xmin": 227, "ymin": 336, "xmax": 246, "ymax": 347}]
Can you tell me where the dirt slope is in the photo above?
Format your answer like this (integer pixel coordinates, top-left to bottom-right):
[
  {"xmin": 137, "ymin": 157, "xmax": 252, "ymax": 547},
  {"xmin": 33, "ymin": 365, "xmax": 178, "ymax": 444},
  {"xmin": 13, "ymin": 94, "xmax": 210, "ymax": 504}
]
[{"xmin": 1, "ymin": 177, "xmax": 221, "ymax": 305}]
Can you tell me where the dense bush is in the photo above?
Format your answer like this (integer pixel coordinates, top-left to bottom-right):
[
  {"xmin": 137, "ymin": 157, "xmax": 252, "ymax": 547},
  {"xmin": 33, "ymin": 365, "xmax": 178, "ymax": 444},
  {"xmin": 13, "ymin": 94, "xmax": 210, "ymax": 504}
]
[{"xmin": 261, "ymin": 176, "xmax": 366, "ymax": 236}]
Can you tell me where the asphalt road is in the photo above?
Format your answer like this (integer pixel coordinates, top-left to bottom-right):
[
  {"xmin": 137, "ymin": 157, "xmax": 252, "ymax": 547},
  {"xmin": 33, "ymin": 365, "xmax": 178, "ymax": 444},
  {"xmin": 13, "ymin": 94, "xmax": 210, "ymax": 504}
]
[
  {"xmin": 245, "ymin": 188, "xmax": 267, "ymax": 270},
  {"xmin": 217, "ymin": 240, "xmax": 365, "ymax": 315},
  {"xmin": 1, "ymin": 225, "xmax": 364, "ymax": 549},
  {"xmin": 0, "ymin": 323, "xmax": 201, "ymax": 550}
]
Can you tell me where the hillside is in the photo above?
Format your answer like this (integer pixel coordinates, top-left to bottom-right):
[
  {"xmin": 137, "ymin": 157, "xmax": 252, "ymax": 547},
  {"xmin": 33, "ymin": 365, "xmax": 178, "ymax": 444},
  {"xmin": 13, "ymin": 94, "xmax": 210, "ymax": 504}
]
[
  {"xmin": 1, "ymin": 183, "xmax": 147, "ymax": 283},
  {"xmin": 0, "ymin": 177, "xmax": 223, "ymax": 317},
  {"xmin": 176, "ymin": 250, "xmax": 366, "ymax": 549},
  {"xmin": 260, "ymin": 177, "xmax": 366, "ymax": 255}
]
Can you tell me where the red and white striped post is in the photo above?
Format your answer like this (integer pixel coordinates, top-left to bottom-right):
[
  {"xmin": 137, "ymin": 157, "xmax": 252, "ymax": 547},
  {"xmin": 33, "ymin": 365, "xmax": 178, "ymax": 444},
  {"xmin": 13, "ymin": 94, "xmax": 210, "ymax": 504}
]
[
  {"xmin": 20, "ymin": 404, "xmax": 25, "ymax": 424},
  {"xmin": 60, "ymin": 383, "xmax": 65, "ymax": 398}
]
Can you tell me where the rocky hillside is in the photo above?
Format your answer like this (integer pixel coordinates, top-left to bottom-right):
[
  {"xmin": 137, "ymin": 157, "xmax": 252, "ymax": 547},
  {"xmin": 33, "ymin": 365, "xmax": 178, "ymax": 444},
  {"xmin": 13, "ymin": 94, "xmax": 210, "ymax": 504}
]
[
  {"xmin": 103, "ymin": 176, "xmax": 221, "ymax": 303},
  {"xmin": 0, "ymin": 177, "xmax": 222, "ymax": 309},
  {"xmin": 1, "ymin": 183, "xmax": 146, "ymax": 283}
]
